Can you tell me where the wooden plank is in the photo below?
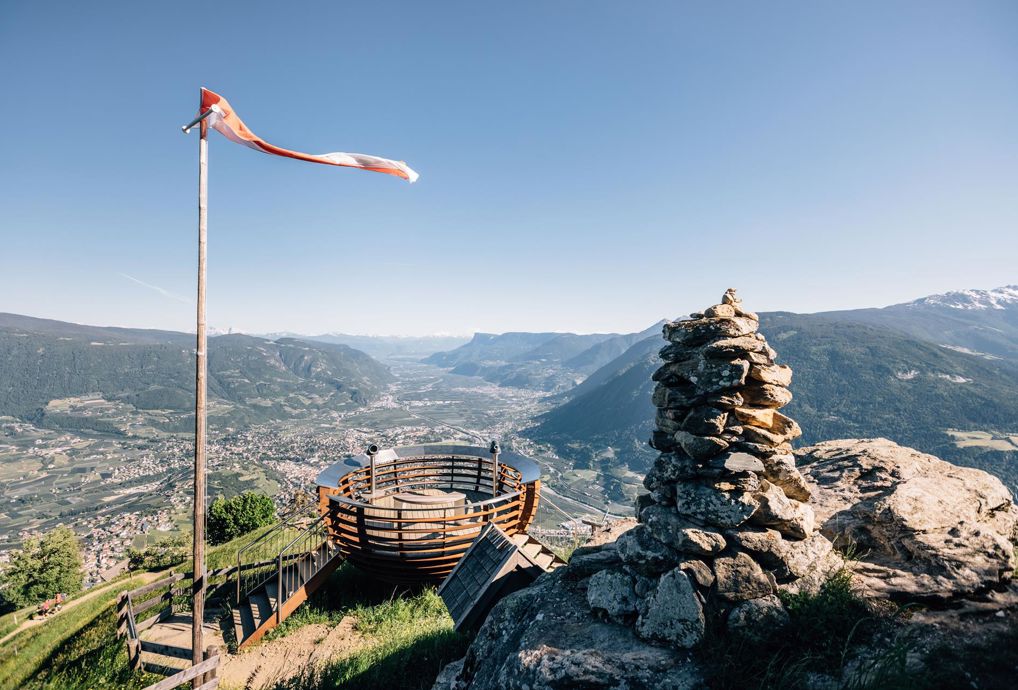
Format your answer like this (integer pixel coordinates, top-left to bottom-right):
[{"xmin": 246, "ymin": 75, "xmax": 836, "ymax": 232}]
[
  {"xmin": 194, "ymin": 679, "xmax": 219, "ymax": 690},
  {"xmin": 140, "ymin": 640, "xmax": 192, "ymax": 659},
  {"xmin": 140, "ymin": 655, "xmax": 219, "ymax": 690},
  {"xmin": 133, "ymin": 593, "xmax": 171, "ymax": 616}
]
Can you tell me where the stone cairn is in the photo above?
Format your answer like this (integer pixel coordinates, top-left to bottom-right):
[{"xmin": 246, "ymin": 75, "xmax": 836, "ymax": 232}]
[{"xmin": 585, "ymin": 289, "xmax": 842, "ymax": 647}]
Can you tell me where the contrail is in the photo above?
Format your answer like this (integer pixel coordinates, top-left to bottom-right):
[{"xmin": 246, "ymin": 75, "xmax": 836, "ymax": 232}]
[{"xmin": 118, "ymin": 273, "xmax": 192, "ymax": 304}]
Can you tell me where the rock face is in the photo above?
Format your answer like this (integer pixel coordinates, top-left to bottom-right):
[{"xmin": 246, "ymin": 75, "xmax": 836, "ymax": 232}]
[
  {"xmin": 433, "ymin": 542, "xmax": 704, "ymax": 690},
  {"xmin": 799, "ymin": 438, "xmax": 1018, "ymax": 600}
]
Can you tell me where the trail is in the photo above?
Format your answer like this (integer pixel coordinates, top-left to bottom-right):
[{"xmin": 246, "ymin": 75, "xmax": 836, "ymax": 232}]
[{"xmin": 0, "ymin": 570, "xmax": 163, "ymax": 647}]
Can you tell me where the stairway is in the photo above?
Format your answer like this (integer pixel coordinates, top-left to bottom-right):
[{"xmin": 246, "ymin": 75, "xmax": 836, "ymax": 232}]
[
  {"xmin": 513, "ymin": 533, "xmax": 561, "ymax": 571},
  {"xmin": 234, "ymin": 517, "xmax": 344, "ymax": 649}
]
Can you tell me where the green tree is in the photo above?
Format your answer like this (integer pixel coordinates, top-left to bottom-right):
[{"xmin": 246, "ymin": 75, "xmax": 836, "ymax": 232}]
[
  {"xmin": 0, "ymin": 526, "xmax": 84, "ymax": 609},
  {"xmin": 207, "ymin": 491, "xmax": 276, "ymax": 545},
  {"xmin": 127, "ymin": 534, "xmax": 188, "ymax": 571}
]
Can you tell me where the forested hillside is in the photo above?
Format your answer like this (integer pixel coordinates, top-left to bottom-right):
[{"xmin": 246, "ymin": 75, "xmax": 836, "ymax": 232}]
[{"xmin": 0, "ymin": 314, "xmax": 394, "ymax": 430}]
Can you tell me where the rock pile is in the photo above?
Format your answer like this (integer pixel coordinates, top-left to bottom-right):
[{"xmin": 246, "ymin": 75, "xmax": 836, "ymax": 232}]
[{"xmin": 586, "ymin": 289, "xmax": 842, "ymax": 646}]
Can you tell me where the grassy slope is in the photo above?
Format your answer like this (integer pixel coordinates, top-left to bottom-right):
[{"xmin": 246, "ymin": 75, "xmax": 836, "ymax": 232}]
[
  {"xmin": 0, "ymin": 527, "xmax": 274, "ymax": 690},
  {"xmin": 263, "ymin": 562, "xmax": 468, "ymax": 690}
]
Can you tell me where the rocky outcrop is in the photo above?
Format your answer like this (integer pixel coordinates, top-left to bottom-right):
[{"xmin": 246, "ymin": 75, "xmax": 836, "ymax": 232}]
[
  {"xmin": 799, "ymin": 438, "xmax": 1018, "ymax": 600},
  {"xmin": 433, "ymin": 293, "xmax": 1018, "ymax": 690},
  {"xmin": 433, "ymin": 541, "xmax": 704, "ymax": 690}
]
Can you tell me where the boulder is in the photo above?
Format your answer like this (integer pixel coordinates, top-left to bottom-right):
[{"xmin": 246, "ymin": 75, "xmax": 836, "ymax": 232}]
[
  {"xmin": 643, "ymin": 452, "xmax": 700, "ymax": 491},
  {"xmin": 673, "ymin": 480, "xmax": 759, "ymax": 528},
  {"xmin": 740, "ymin": 382, "xmax": 793, "ymax": 408},
  {"xmin": 755, "ymin": 453, "xmax": 811, "ymax": 501},
  {"xmin": 674, "ymin": 431, "xmax": 729, "ymax": 460},
  {"xmin": 616, "ymin": 524, "xmax": 681, "ymax": 575},
  {"xmin": 713, "ymin": 552, "xmax": 775, "ymax": 601},
  {"xmin": 747, "ymin": 364, "xmax": 793, "ymax": 387},
  {"xmin": 751, "ymin": 480, "xmax": 815, "ymax": 539},
  {"xmin": 635, "ymin": 569, "xmax": 705, "ymax": 647},
  {"xmin": 690, "ymin": 359, "xmax": 750, "ymax": 395},
  {"xmin": 681, "ymin": 406, "xmax": 728, "ymax": 436},
  {"xmin": 433, "ymin": 560, "xmax": 704, "ymax": 690},
  {"xmin": 664, "ymin": 316, "xmax": 759, "ymax": 347},
  {"xmin": 728, "ymin": 528, "xmax": 843, "ymax": 585},
  {"xmin": 587, "ymin": 569, "xmax": 639, "ymax": 621},
  {"xmin": 726, "ymin": 595, "xmax": 789, "ymax": 642},
  {"xmin": 640, "ymin": 504, "xmax": 727, "ymax": 556},
  {"xmin": 799, "ymin": 438, "xmax": 1018, "ymax": 600}
]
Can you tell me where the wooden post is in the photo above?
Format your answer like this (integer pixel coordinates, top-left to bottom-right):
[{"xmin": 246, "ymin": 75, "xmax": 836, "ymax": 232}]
[
  {"xmin": 192, "ymin": 107, "xmax": 209, "ymax": 683},
  {"xmin": 203, "ymin": 645, "xmax": 220, "ymax": 685}
]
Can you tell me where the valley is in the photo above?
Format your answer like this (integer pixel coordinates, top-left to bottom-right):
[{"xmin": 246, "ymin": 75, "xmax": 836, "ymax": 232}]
[{"xmin": 2, "ymin": 284, "xmax": 1018, "ymax": 590}]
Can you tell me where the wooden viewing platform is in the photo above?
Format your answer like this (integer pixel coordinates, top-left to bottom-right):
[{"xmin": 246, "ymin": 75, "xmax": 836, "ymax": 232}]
[{"xmin": 226, "ymin": 443, "xmax": 543, "ymax": 648}]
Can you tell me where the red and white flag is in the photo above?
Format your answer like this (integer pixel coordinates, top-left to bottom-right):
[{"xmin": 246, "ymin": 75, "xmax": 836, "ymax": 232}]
[{"xmin": 198, "ymin": 88, "xmax": 418, "ymax": 183}]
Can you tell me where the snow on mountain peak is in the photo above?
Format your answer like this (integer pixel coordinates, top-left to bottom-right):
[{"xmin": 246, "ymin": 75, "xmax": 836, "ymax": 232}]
[{"xmin": 906, "ymin": 285, "xmax": 1018, "ymax": 311}]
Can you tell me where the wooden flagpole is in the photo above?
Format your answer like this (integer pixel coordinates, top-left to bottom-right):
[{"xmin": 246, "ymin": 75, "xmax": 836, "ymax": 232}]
[{"xmin": 191, "ymin": 103, "xmax": 209, "ymax": 679}]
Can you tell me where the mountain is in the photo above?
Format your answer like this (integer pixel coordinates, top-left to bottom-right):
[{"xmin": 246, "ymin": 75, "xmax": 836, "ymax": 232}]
[
  {"xmin": 423, "ymin": 331, "xmax": 625, "ymax": 392},
  {"xmin": 262, "ymin": 333, "xmax": 471, "ymax": 360},
  {"xmin": 0, "ymin": 313, "xmax": 394, "ymax": 431},
  {"xmin": 817, "ymin": 285, "xmax": 1018, "ymax": 361},
  {"xmin": 527, "ymin": 311, "xmax": 1018, "ymax": 493},
  {"xmin": 421, "ymin": 324, "xmax": 674, "ymax": 393}
]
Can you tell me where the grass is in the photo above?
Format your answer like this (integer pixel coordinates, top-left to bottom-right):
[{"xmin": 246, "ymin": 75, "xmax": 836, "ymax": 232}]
[
  {"xmin": 262, "ymin": 563, "xmax": 469, "ymax": 690},
  {"xmin": 0, "ymin": 525, "xmax": 279, "ymax": 690},
  {"xmin": 0, "ymin": 578, "xmax": 161, "ymax": 690},
  {"xmin": 700, "ymin": 570, "xmax": 910, "ymax": 690}
]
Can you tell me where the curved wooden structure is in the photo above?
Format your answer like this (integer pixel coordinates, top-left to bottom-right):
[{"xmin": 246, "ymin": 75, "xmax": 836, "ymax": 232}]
[{"xmin": 316, "ymin": 444, "xmax": 542, "ymax": 584}]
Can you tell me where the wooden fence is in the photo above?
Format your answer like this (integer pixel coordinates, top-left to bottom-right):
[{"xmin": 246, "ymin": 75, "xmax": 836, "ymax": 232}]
[
  {"xmin": 117, "ymin": 571, "xmax": 183, "ymax": 669},
  {"xmin": 139, "ymin": 645, "xmax": 220, "ymax": 690}
]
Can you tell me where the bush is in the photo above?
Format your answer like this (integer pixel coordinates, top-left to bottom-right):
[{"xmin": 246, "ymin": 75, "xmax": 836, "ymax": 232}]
[
  {"xmin": 207, "ymin": 491, "xmax": 276, "ymax": 545},
  {"xmin": 126, "ymin": 535, "xmax": 188, "ymax": 571},
  {"xmin": 700, "ymin": 570, "xmax": 900, "ymax": 689},
  {"xmin": 0, "ymin": 526, "xmax": 83, "ymax": 609}
]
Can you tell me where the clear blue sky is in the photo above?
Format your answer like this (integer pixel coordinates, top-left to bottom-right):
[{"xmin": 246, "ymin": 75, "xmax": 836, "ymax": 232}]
[{"xmin": 2, "ymin": 1, "xmax": 1016, "ymax": 335}]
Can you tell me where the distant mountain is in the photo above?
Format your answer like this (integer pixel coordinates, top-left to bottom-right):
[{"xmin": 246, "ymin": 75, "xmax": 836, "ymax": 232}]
[
  {"xmin": 419, "ymin": 321, "xmax": 669, "ymax": 396},
  {"xmin": 817, "ymin": 285, "xmax": 1018, "ymax": 361},
  {"xmin": 292, "ymin": 333, "xmax": 471, "ymax": 360},
  {"xmin": 527, "ymin": 311, "xmax": 1018, "ymax": 493},
  {"xmin": 423, "ymin": 331, "xmax": 625, "ymax": 392},
  {"xmin": 0, "ymin": 313, "xmax": 394, "ymax": 431}
]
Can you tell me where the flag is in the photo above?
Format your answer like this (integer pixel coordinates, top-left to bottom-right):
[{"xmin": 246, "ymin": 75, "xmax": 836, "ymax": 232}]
[{"xmin": 198, "ymin": 88, "xmax": 418, "ymax": 183}]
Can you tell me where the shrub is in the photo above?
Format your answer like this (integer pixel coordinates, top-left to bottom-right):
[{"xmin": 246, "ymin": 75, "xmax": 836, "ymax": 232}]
[
  {"xmin": 126, "ymin": 535, "xmax": 188, "ymax": 571},
  {"xmin": 0, "ymin": 526, "xmax": 83, "ymax": 609},
  {"xmin": 207, "ymin": 491, "xmax": 276, "ymax": 545}
]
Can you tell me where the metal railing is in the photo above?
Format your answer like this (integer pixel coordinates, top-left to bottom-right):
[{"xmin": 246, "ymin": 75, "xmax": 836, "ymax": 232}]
[
  {"xmin": 236, "ymin": 514, "xmax": 311, "ymax": 606},
  {"xmin": 276, "ymin": 514, "xmax": 338, "ymax": 623}
]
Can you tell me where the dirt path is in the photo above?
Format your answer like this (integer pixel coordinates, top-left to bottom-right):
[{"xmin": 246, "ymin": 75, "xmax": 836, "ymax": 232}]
[
  {"xmin": 0, "ymin": 570, "xmax": 163, "ymax": 647},
  {"xmin": 219, "ymin": 616, "xmax": 364, "ymax": 689}
]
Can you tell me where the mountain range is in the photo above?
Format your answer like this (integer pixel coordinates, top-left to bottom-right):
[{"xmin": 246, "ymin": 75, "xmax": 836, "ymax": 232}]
[
  {"xmin": 0, "ymin": 313, "xmax": 394, "ymax": 432},
  {"xmin": 421, "ymin": 323, "xmax": 665, "ymax": 392},
  {"xmin": 510, "ymin": 286, "xmax": 1018, "ymax": 494}
]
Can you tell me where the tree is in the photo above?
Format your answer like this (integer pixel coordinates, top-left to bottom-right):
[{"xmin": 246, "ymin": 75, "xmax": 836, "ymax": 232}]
[
  {"xmin": 207, "ymin": 492, "xmax": 276, "ymax": 545},
  {"xmin": 127, "ymin": 535, "xmax": 188, "ymax": 571},
  {"xmin": 0, "ymin": 526, "xmax": 83, "ymax": 609}
]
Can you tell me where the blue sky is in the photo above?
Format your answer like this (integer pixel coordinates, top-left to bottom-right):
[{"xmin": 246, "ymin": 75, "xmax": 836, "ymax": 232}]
[{"xmin": 1, "ymin": 1, "xmax": 1016, "ymax": 335}]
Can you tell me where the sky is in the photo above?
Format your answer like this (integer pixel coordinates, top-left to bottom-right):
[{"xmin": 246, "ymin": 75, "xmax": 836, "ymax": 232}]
[{"xmin": 1, "ymin": 1, "xmax": 1016, "ymax": 336}]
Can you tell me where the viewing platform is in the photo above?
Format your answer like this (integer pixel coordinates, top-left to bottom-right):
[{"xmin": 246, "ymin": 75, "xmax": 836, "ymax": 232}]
[{"xmin": 315, "ymin": 443, "xmax": 543, "ymax": 584}]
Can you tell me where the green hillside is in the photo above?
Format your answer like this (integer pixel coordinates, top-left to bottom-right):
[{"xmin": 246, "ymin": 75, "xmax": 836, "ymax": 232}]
[
  {"xmin": 527, "ymin": 314, "xmax": 1018, "ymax": 492},
  {"xmin": 0, "ymin": 315, "xmax": 394, "ymax": 431}
]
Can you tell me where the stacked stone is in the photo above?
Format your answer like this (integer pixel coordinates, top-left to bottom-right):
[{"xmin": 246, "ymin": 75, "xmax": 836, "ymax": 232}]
[{"xmin": 585, "ymin": 289, "xmax": 842, "ymax": 648}]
